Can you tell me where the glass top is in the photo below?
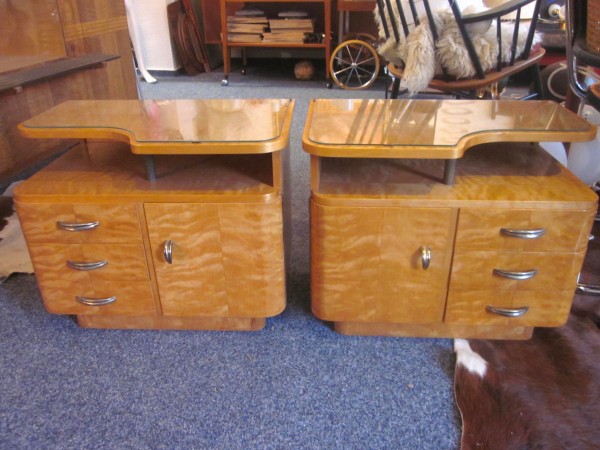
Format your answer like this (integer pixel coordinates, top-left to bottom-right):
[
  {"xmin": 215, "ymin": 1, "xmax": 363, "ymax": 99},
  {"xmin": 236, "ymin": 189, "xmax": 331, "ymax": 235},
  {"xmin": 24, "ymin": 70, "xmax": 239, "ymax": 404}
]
[
  {"xmin": 305, "ymin": 99, "xmax": 594, "ymax": 148},
  {"xmin": 22, "ymin": 99, "xmax": 293, "ymax": 144}
]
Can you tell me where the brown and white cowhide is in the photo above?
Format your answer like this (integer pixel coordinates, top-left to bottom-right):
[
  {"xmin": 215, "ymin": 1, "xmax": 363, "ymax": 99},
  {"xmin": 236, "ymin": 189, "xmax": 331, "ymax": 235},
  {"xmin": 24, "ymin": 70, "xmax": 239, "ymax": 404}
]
[
  {"xmin": 454, "ymin": 296, "xmax": 600, "ymax": 449},
  {"xmin": 0, "ymin": 190, "xmax": 33, "ymax": 283}
]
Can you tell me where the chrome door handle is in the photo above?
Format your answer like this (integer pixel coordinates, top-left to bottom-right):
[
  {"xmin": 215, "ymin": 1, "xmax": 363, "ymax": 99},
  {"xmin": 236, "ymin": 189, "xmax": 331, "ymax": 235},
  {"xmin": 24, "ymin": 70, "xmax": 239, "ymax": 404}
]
[
  {"xmin": 493, "ymin": 268, "xmax": 538, "ymax": 280},
  {"xmin": 57, "ymin": 221, "xmax": 100, "ymax": 232},
  {"xmin": 486, "ymin": 305, "xmax": 529, "ymax": 317},
  {"xmin": 66, "ymin": 260, "xmax": 108, "ymax": 271},
  {"xmin": 500, "ymin": 228, "xmax": 545, "ymax": 239},
  {"xmin": 163, "ymin": 240, "xmax": 174, "ymax": 264},
  {"xmin": 76, "ymin": 295, "xmax": 116, "ymax": 306},
  {"xmin": 420, "ymin": 246, "xmax": 431, "ymax": 270}
]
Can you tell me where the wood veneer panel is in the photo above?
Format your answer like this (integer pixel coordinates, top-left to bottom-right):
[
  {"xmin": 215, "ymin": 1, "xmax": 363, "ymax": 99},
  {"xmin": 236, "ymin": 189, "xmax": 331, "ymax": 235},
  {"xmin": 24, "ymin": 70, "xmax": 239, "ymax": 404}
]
[
  {"xmin": 312, "ymin": 143, "xmax": 598, "ymax": 210},
  {"xmin": 444, "ymin": 289, "xmax": 576, "ymax": 327},
  {"xmin": 455, "ymin": 208, "xmax": 595, "ymax": 252},
  {"xmin": 15, "ymin": 202, "xmax": 142, "ymax": 243},
  {"xmin": 310, "ymin": 201, "xmax": 456, "ymax": 323},
  {"xmin": 27, "ymin": 243, "xmax": 150, "ymax": 282},
  {"xmin": 36, "ymin": 279, "xmax": 156, "ymax": 316},
  {"xmin": 77, "ymin": 314, "xmax": 266, "ymax": 331},
  {"xmin": 449, "ymin": 251, "xmax": 585, "ymax": 293},
  {"xmin": 145, "ymin": 201, "xmax": 285, "ymax": 318}
]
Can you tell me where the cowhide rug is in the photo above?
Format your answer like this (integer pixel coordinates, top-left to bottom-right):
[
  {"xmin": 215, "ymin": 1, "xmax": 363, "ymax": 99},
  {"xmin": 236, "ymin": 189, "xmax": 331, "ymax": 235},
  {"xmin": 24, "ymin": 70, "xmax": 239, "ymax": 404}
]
[
  {"xmin": 455, "ymin": 215, "xmax": 600, "ymax": 449},
  {"xmin": 0, "ymin": 183, "xmax": 33, "ymax": 283}
]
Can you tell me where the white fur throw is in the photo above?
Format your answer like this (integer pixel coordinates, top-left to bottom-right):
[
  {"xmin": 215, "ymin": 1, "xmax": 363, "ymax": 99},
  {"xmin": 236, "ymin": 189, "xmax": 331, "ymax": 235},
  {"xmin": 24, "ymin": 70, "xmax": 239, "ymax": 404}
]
[{"xmin": 374, "ymin": 4, "xmax": 540, "ymax": 95}]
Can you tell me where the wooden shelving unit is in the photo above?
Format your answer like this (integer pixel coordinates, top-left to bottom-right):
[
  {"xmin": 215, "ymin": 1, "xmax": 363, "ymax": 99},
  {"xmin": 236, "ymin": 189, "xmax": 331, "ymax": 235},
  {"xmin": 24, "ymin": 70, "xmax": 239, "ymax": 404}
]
[{"xmin": 220, "ymin": 0, "xmax": 332, "ymax": 86}]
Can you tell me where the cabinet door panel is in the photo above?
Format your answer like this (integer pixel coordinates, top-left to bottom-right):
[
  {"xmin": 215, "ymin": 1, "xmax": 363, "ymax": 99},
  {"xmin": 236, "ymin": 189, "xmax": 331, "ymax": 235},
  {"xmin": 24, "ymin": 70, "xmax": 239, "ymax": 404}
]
[
  {"xmin": 145, "ymin": 201, "xmax": 285, "ymax": 317},
  {"xmin": 311, "ymin": 202, "xmax": 456, "ymax": 323},
  {"xmin": 455, "ymin": 208, "xmax": 594, "ymax": 252}
]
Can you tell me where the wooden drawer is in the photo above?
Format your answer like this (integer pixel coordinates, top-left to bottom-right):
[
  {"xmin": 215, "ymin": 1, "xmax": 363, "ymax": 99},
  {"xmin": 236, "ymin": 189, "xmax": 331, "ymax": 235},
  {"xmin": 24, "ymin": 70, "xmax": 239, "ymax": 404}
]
[
  {"xmin": 35, "ymin": 280, "xmax": 156, "ymax": 316},
  {"xmin": 449, "ymin": 250, "xmax": 585, "ymax": 293},
  {"xmin": 455, "ymin": 208, "xmax": 594, "ymax": 252},
  {"xmin": 16, "ymin": 203, "xmax": 142, "ymax": 244},
  {"xmin": 28, "ymin": 243, "xmax": 150, "ymax": 282},
  {"xmin": 445, "ymin": 289, "xmax": 574, "ymax": 327}
]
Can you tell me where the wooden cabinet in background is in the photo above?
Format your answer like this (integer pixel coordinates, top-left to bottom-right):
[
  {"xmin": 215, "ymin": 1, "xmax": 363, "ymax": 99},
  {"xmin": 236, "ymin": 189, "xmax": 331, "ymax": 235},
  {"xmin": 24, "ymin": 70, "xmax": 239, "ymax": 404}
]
[{"xmin": 0, "ymin": 0, "xmax": 138, "ymax": 183}]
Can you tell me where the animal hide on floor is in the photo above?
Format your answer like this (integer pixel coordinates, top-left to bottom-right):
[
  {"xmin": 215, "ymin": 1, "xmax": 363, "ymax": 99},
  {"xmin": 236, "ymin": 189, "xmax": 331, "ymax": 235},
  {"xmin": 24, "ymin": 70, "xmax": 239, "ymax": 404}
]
[
  {"xmin": 454, "ymin": 296, "xmax": 600, "ymax": 449},
  {"xmin": 0, "ymin": 189, "xmax": 33, "ymax": 283}
]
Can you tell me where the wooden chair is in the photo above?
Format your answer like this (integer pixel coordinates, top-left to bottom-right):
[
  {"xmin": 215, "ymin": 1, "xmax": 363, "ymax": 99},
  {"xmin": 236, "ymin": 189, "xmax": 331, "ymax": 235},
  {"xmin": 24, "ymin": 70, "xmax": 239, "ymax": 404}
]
[
  {"xmin": 565, "ymin": 0, "xmax": 600, "ymax": 111},
  {"xmin": 565, "ymin": 0, "xmax": 600, "ymax": 297},
  {"xmin": 376, "ymin": 0, "xmax": 545, "ymax": 99}
]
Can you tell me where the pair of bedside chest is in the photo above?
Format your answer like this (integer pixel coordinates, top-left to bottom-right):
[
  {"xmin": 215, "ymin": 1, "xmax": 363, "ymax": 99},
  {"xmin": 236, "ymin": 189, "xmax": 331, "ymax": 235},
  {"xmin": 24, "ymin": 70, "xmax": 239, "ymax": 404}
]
[{"xmin": 15, "ymin": 99, "xmax": 597, "ymax": 339}]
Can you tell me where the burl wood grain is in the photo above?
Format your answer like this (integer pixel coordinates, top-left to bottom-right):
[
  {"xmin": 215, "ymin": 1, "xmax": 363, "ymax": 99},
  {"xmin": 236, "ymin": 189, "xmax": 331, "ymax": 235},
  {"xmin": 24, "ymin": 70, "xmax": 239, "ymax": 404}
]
[
  {"xmin": 15, "ymin": 203, "xmax": 143, "ymax": 244},
  {"xmin": 455, "ymin": 208, "xmax": 595, "ymax": 253},
  {"xmin": 311, "ymin": 201, "xmax": 456, "ymax": 323},
  {"xmin": 145, "ymin": 200, "xmax": 285, "ymax": 318}
]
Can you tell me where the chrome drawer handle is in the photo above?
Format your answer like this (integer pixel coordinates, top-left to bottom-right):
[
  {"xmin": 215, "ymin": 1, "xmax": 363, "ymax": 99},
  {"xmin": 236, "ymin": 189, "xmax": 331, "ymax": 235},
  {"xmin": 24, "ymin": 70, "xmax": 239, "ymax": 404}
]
[
  {"xmin": 76, "ymin": 295, "xmax": 116, "ymax": 306},
  {"xmin": 500, "ymin": 228, "xmax": 545, "ymax": 239},
  {"xmin": 493, "ymin": 268, "xmax": 538, "ymax": 280},
  {"xmin": 420, "ymin": 246, "xmax": 431, "ymax": 270},
  {"xmin": 66, "ymin": 260, "xmax": 108, "ymax": 271},
  {"xmin": 57, "ymin": 221, "xmax": 100, "ymax": 232},
  {"xmin": 486, "ymin": 305, "xmax": 529, "ymax": 317},
  {"xmin": 163, "ymin": 240, "xmax": 174, "ymax": 264}
]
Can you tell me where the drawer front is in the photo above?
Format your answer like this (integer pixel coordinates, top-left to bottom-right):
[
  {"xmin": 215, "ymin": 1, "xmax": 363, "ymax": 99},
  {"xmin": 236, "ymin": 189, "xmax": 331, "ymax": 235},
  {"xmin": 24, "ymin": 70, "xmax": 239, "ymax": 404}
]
[
  {"xmin": 28, "ymin": 243, "xmax": 150, "ymax": 282},
  {"xmin": 449, "ymin": 251, "xmax": 585, "ymax": 293},
  {"xmin": 36, "ymin": 280, "xmax": 156, "ymax": 316},
  {"xmin": 446, "ymin": 249, "xmax": 586, "ymax": 327},
  {"xmin": 16, "ymin": 202, "xmax": 142, "ymax": 243},
  {"xmin": 311, "ymin": 202, "xmax": 456, "ymax": 324},
  {"xmin": 145, "ymin": 201, "xmax": 286, "ymax": 318},
  {"xmin": 455, "ymin": 208, "xmax": 594, "ymax": 252},
  {"xmin": 445, "ymin": 289, "xmax": 574, "ymax": 327}
]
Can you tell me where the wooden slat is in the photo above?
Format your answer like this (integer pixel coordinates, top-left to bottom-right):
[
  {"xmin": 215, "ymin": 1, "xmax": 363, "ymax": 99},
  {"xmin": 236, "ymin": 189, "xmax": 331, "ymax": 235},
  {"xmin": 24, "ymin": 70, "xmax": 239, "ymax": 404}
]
[{"xmin": 0, "ymin": 53, "xmax": 119, "ymax": 93}]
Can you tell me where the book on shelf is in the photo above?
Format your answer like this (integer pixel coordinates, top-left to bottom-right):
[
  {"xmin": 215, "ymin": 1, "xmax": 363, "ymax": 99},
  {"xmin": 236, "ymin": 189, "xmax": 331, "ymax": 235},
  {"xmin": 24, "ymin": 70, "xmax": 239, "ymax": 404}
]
[
  {"xmin": 268, "ymin": 18, "xmax": 315, "ymax": 31},
  {"xmin": 262, "ymin": 31, "xmax": 308, "ymax": 44},
  {"xmin": 227, "ymin": 22, "xmax": 267, "ymax": 34},
  {"xmin": 227, "ymin": 33, "xmax": 263, "ymax": 43},
  {"xmin": 227, "ymin": 15, "xmax": 268, "ymax": 25}
]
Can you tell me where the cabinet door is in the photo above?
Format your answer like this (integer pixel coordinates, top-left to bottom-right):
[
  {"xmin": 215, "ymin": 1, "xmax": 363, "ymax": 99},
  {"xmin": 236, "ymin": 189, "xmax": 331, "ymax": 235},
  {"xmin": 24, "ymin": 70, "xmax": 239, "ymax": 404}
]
[
  {"xmin": 145, "ymin": 201, "xmax": 285, "ymax": 318},
  {"xmin": 311, "ymin": 202, "xmax": 456, "ymax": 323}
]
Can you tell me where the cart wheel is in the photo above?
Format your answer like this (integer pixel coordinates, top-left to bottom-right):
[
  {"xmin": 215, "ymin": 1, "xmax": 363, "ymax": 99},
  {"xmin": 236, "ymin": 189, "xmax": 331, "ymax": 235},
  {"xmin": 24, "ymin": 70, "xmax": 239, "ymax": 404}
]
[
  {"xmin": 341, "ymin": 33, "xmax": 377, "ymax": 44},
  {"xmin": 330, "ymin": 39, "xmax": 380, "ymax": 90},
  {"xmin": 221, "ymin": 78, "xmax": 229, "ymax": 86}
]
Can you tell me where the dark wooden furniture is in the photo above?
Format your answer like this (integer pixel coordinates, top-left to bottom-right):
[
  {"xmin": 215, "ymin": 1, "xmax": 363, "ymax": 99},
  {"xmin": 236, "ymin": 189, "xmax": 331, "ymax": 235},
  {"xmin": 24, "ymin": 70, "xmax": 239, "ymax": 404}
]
[
  {"xmin": 219, "ymin": 0, "xmax": 332, "ymax": 86},
  {"xmin": 0, "ymin": 0, "xmax": 138, "ymax": 183}
]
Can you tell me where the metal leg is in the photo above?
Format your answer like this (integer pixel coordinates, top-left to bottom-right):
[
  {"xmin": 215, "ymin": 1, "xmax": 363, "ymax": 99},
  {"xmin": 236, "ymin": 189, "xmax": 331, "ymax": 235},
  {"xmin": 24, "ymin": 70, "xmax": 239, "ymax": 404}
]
[
  {"xmin": 143, "ymin": 155, "xmax": 157, "ymax": 182},
  {"xmin": 443, "ymin": 159, "xmax": 456, "ymax": 185}
]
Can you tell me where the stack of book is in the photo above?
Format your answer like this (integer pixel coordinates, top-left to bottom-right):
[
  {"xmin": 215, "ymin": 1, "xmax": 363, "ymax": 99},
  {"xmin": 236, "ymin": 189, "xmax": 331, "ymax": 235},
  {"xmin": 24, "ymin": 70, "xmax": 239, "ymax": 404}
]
[
  {"xmin": 226, "ymin": 9, "xmax": 268, "ymax": 42},
  {"xmin": 262, "ymin": 17, "xmax": 315, "ymax": 43}
]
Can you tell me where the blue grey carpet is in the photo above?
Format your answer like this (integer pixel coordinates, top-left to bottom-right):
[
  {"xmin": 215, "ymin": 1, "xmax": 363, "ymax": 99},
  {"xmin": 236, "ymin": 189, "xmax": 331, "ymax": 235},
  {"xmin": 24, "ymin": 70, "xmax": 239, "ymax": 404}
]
[{"xmin": 0, "ymin": 63, "xmax": 461, "ymax": 449}]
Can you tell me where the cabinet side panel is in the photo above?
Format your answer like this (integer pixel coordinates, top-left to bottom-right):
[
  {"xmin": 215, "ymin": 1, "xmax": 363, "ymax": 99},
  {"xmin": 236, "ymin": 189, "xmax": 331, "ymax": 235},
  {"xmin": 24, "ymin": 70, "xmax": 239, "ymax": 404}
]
[{"xmin": 218, "ymin": 200, "xmax": 286, "ymax": 317}]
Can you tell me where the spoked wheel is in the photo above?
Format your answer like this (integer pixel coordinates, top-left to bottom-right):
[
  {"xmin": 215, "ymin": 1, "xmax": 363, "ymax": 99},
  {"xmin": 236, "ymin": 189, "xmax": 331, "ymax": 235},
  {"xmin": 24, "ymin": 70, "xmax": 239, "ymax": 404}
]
[{"xmin": 330, "ymin": 39, "xmax": 380, "ymax": 90}]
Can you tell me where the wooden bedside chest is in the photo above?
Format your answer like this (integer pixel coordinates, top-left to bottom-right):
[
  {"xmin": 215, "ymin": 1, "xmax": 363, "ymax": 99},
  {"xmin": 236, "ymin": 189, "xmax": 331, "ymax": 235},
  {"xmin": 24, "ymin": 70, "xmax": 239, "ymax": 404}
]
[
  {"xmin": 15, "ymin": 99, "xmax": 294, "ymax": 331},
  {"xmin": 303, "ymin": 99, "xmax": 598, "ymax": 339}
]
